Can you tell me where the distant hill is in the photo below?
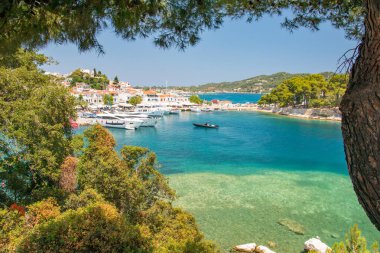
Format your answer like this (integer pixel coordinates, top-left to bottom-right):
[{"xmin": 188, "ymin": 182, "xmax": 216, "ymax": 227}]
[{"xmin": 179, "ymin": 72, "xmax": 334, "ymax": 93}]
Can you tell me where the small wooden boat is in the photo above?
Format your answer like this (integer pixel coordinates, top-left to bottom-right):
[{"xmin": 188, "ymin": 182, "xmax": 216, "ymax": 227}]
[{"xmin": 193, "ymin": 122, "xmax": 219, "ymax": 129}]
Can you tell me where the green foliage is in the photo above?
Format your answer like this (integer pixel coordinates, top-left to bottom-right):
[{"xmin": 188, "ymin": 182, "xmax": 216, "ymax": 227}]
[
  {"xmin": 25, "ymin": 198, "xmax": 61, "ymax": 228},
  {"xmin": 0, "ymin": 50, "xmax": 218, "ymax": 251},
  {"xmin": 78, "ymin": 125, "xmax": 175, "ymax": 220},
  {"xmin": 331, "ymin": 225, "xmax": 379, "ymax": 253},
  {"xmin": 16, "ymin": 202, "xmax": 146, "ymax": 253},
  {"xmin": 140, "ymin": 200, "xmax": 219, "ymax": 253},
  {"xmin": 76, "ymin": 94, "xmax": 88, "ymax": 109},
  {"xmin": 0, "ymin": 1, "xmax": 362, "ymax": 55},
  {"xmin": 69, "ymin": 68, "xmax": 109, "ymax": 90},
  {"xmin": 103, "ymin": 94, "xmax": 114, "ymax": 106},
  {"xmin": 0, "ymin": 208, "xmax": 25, "ymax": 251},
  {"xmin": 185, "ymin": 72, "xmax": 332, "ymax": 93},
  {"xmin": 258, "ymin": 74, "xmax": 348, "ymax": 108},
  {"xmin": 0, "ymin": 50, "xmax": 76, "ymax": 206},
  {"xmin": 129, "ymin": 95, "xmax": 143, "ymax": 106},
  {"xmin": 63, "ymin": 188, "xmax": 105, "ymax": 211},
  {"xmin": 189, "ymin": 95, "xmax": 203, "ymax": 105},
  {"xmin": 114, "ymin": 76, "xmax": 119, "ymax": 84}
]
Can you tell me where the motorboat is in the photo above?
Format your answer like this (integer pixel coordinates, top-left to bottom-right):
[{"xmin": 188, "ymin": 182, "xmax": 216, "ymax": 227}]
[
  {"xmin": 134, "ymin": 105, "xmax": 165, "ymax": 117},
  {"xmin": 201, "ymin": 108, "xmax": 214, "ymax": 112},
  {"xmin": 190, "ymin": 107, "xmax": 201, "ymax": 112},
  {"xmin": 96, "ymin": 114, "xmax": 142, "ymax": 130},
  {"xmin": 193, "ymin": 122, "xmax": 219, "ymax": 129},
  {"xmin": 169, "ymin": 109, "xmax": 181, "ymax": 114}
]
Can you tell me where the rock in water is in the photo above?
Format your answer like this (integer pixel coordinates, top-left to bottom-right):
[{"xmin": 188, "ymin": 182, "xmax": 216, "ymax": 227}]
[
  {"xmin": 255, "ymin": 245, "xmax": 276, "ymax": 253},
  {"xmin": 234, "ymin": 243, "xmax": 257, "ymax": 252},
  {"xmin": 304, "ymin": 237, "xmax": 331, "ymax": 253},
  {"xmin": 278, "ymin": 218, "xmax": 305, "ymax": 235}
]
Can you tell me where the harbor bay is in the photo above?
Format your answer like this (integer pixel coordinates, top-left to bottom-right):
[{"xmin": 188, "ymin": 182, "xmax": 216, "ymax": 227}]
[{"xmin": 77, "ymin": 110, "xmax": 378, "ymax": 252}]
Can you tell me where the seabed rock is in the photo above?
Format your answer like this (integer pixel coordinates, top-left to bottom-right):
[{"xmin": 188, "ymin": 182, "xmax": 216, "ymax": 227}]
[
  {"xmin": 278, "ymin": 218, "xmax": 305, "ymax": 235},
  {"xmin": 255, "ymin": 245, "xmax": 276, "ymax": 253},
  {"xmin": 233, "ymin": 243, "xmax": 257, "ymax": 252},
  {"xmin": 232, "ymin": 243, "xmax": 276, "ymax": 253},
  {"xmin": 304, "ymin": 237, "xmax": 331, "ymax": 253}
]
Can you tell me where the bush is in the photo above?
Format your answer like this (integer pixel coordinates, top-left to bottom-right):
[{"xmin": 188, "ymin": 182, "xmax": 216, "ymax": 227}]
[
  {"xmin": 330, "ymin": 225, "xmax": 379, "ymax": 253},
  {"xmin": 16, "ymin": 202, "xmax": 146, "ymax": 253}
]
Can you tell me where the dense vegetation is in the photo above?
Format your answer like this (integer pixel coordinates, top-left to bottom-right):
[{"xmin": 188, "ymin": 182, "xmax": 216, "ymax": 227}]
[
  {"xmin": 103, "ymin": 94, "xmax": 114, "ymax": 106},
  {"xmin": 189, "ymin": 95, "xmax": 203, "ymax": 104},
  {"xmin": 258, "ymin": 74, "xmax": 348, "ymax": 108},
  {"xmin": 128, "ymin": 96, "xmax": 143, "ymax": 106},
  {"xmin": 177, "ymin": 72, "xmax": 334, "ymax": 93},
  {"xmin": 69, "ymin": 68, "xmax": 109, "ymax": 90},
  {"xmin": 0, "ymin": 50, "xmax": 218, "ymax": 253}
]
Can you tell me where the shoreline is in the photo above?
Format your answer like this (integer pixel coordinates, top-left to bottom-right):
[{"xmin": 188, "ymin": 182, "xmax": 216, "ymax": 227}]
[
  {"xmin": 75, "ymin": 106, "xmax": 341, "ymax": 126},
  {"xmin": 248, "ymin": 107, "xmax": 341, "ymax": 122},
  {"xmin": 217, "ymin": 104, "xmax": 341, "ymax": 122}
]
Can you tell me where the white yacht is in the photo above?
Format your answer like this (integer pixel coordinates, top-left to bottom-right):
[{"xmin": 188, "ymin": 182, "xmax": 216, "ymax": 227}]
[
  {"xmin": 113, "ymin": 113, "xmax": 158, "ymax": 127},
  {"xmin": 190, "ymin": 107, "xmax": 201, "ymax": 112},
  {"xmin": 96, "ymin": 114, "xmax": 142, "ymax": 130},
  {"xmin": 134, "ymin": 104, "xmax": 165, "ymax": 117},
  {"xmin": 169, "ymin": 109, "xmax": 181, "ymax": 114}
]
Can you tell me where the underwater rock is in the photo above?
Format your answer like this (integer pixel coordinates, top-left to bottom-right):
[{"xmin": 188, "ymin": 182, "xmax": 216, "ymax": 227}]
[
  {"xmin": 255, "ymin": 245, "xmax": 276, "ymax": 253},
  {"xmin": 278, "ymin": 218, "xmax": 305, "ymax": 235},
  {"xmin": 233, "ymin": 243, "xmax": 257, "ymax": 252},
  {"xmin": 304, "ymin": 237, "xmax": 331, "ymax": 253}
]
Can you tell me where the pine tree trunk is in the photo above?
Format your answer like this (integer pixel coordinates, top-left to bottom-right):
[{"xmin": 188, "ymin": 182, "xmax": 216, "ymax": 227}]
[{"xmin": 340, "ymin": 0, "xmax": 380, "ymax": 230}]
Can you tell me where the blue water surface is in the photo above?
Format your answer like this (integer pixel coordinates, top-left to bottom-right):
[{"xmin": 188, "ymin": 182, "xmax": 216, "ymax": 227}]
[
  {"xmin": 76, "ymin": 111, "xmax": 380, "ymax": 252},
  {"xmin": 89, "ymin": 111, "xmax": 346, "ymax": 176},
  {"xmin": 199, "ymin": 93, "xmax": 262, "ymax": 104}
]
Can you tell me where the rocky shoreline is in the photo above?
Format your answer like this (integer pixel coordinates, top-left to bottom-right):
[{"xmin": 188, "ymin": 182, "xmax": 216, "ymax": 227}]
[{"xmin": 252, "ymin": 105, "xmax": 341, "ymax": 122}]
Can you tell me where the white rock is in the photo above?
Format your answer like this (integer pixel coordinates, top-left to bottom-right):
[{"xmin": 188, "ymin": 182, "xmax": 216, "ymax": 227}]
[
  {"xmin": 304, "ymin": 238, "xmax": 331, "ymax": 253},
  {"xmin": 255, "ymin": 245, "xmax": 276, "ymax": 253},
  {"xmin": 234, "ymin": 243, "xmax": 257, "ymax": 252}
]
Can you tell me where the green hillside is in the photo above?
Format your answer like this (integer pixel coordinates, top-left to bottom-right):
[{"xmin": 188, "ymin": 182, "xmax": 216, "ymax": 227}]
[{"xmin": 180, "ymin": 72, "xmax": 334, "ymax": 93}]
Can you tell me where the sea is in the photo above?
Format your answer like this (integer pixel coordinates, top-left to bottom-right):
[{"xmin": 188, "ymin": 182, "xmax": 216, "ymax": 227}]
[{"xmin": 79, "ymin": 93, "xmax": 379, "ymax": 252}]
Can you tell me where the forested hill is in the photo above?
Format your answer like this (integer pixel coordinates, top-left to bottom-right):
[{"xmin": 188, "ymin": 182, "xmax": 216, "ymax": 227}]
[{"xmin": 181, "ymin": 72, "xmax": 334, "ymax": 93}]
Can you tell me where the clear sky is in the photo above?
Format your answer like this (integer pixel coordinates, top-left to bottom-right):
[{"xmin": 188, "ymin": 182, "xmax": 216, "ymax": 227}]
[{"xmin": 41, "ymin": 15, "xmax": 357, "ymax": 86}]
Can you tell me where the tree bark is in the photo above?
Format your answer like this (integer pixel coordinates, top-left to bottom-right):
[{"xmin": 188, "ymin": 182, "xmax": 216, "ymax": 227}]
[{"xmin": 340, "ymin": 0, "xmax": 380, "ymax": 230}]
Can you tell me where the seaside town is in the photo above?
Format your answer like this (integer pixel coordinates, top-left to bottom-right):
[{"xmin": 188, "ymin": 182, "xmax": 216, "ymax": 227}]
[
  {"xmin": 45, "ymin": 68, "xmax": 244, "ymax": 129},
  {"xmin": 46, "ymin": 68, "xmax": 341, "ymax": 130}
]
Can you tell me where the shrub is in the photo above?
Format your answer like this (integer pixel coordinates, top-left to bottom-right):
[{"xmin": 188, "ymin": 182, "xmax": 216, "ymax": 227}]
[
  {"xmin": 16, "ymin": 202, "xmax": 146, "ymax": 253},
  {"xmin": 330, "ymin": 225, "xmax": 379, "ymax": 253}
]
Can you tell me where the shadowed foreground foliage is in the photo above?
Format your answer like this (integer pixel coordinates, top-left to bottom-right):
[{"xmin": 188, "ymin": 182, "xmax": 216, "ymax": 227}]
[{"xmin": 0, "ymin": 51, "xmax": 218, "ymax": 252}]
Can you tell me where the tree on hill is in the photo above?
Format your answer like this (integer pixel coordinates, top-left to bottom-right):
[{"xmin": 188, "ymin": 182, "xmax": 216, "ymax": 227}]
[
  {"xmin": 2, "ymin": 0, "xmax": 380, "ymax": 232},
  {"xmin": 113, "ymin": 76, "xmax": 119, "ymax": 84},
  {"xmin": 69, "ymin": 68, "xmax": 109, "ymax": 90},
  {"xmin": 128, "ymin": 96, "xmax": 142, "ymax": 106}
]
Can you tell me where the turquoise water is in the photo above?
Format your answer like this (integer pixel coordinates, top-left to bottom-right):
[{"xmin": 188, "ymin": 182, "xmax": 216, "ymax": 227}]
[
  {"xmin": 78, "ymin": 111, "xmax": 379, "ymax": 252},
  {"xmin": 200, "ymin": 93, "xmax": 262, "ymax": 104}
]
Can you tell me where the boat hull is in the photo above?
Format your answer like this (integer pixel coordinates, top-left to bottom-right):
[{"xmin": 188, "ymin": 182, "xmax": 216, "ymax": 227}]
[{"xmin": 193, "ymin": 123, "xmax": 219, "ymax": 129}]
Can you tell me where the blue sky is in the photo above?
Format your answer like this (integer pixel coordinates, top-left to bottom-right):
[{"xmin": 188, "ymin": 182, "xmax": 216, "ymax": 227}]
[{"xmin": 41, "ymin": 15, "xmax": 357, "ymax": 86}]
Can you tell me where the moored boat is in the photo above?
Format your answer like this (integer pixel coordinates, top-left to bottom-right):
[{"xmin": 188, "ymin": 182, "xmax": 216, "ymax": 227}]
[
  {"xmin": 169, "ymin": 109, "xmax": 181, "ymax": 114},
  {"xmin": 193, "ymin": 122, "xmax": 219, "ymax": 128},
  {"xmin": 113, "ymin": 113, "xmax": 158, "ymax": 127},
  {"xmin": 96, "ymin": 114, "xmax": 142, "ymax": 130},
  {"xmin": 190, "ymin": 107, "xmax": 201, "ymax": 112}
]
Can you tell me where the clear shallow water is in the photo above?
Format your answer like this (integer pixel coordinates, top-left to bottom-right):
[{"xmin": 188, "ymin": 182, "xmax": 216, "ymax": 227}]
[
  {"xmin": 200, "ymin": 93, "xmax": 262, "ymax": 104},
  {"xmin": 78, "ymin": 111, "xmax": 379, "ymax": 252}
]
